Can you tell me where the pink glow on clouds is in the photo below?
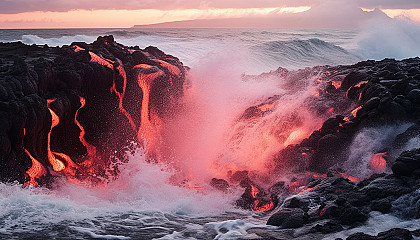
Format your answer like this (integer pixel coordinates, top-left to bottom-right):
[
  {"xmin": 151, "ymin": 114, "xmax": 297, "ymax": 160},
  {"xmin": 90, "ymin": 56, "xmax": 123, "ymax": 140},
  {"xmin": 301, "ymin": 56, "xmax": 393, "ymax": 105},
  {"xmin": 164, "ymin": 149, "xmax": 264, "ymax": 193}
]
[{"xmin": 0, "ymin": 0, "xmax": 419, "ymax": 28}]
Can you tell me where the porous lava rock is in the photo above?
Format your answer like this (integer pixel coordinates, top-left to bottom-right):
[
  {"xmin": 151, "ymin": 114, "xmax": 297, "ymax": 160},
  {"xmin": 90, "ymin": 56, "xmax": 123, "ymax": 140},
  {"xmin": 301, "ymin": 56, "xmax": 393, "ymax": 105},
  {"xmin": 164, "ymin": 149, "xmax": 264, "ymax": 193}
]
[{"xmin": 0, "ymin": 36, "xmax": 185, "ymax": 184}]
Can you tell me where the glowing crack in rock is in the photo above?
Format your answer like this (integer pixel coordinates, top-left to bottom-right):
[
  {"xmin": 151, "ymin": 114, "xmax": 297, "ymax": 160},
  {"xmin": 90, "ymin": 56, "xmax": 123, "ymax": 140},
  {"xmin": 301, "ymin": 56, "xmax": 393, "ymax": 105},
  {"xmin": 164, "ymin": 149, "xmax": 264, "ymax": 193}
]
[
  {"xmin": 74, "ymin": 46, "xmax": 136, "ymax": 131},
  {"xmin": 351, "ymin": 105, "xmax": 363, "ymax": 118},
  {"xmin": 337, "ymin": 171, "xmax": 359, "ymax": 182},
  {"xmin": 74, "ymin": 97, "xmax": 97, "ymax": 158}
]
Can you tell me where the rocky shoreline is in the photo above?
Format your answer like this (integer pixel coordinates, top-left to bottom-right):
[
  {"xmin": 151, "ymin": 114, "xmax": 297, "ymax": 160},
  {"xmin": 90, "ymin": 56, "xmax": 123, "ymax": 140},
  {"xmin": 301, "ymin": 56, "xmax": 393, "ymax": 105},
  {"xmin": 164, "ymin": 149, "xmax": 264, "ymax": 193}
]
[
  {"xmin": 242, "ymin": 58, "xmax": 420, "ymax": 239},
  {"xmin": 0, "ymin": 37, "xmax": 419, "ymax": 239},
  {"xmin": 0, "ymin": 36, "xmax": 185, "ymax": 185}
]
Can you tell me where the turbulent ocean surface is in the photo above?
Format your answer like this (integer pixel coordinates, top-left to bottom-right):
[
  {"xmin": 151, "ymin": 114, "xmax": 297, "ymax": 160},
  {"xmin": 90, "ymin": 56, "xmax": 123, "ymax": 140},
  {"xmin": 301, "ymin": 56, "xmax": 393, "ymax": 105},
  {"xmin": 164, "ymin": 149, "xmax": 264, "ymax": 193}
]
[{"xmin": 1, "ymin": 27, "xmax": 420, "ymax": 240}]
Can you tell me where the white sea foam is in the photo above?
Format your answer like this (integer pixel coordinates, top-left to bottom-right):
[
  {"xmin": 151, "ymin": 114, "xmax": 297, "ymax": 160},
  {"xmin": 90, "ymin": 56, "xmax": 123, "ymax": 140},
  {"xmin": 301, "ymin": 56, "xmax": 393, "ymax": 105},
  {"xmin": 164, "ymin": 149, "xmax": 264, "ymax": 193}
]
[
  {"xmin": 21, "ymin": 34, "xmax": 97, "ymax": 46},
  {"xmin": 329, "ymin": 211, "xmax": 420, "ymax": 240},
  {"xmin": 352, "ymin": 17, "xmax": 420, "ymax": 60}
]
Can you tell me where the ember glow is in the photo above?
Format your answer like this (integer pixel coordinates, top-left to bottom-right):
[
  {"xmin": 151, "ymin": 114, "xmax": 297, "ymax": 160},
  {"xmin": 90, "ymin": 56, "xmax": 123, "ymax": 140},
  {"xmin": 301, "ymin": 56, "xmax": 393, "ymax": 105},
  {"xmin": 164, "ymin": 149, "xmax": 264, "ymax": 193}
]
[
  {"xmin": 257, "ymin": 100, "xmax": 279, "ymax": 112},
  {"xmin": 351, "ymin": 105, "xmax": 363, "ymax": 118},
  {"xmin": 337, "ymin": 171, "xmax": 359, "ymax": 182},
  {"xmin": 250, "ymin": 185, "xmax": 274, "ymax": 212},
  {"xmin": 254, "ymin": 199, "xmax": 274, "ymax": 212},
  {"xmin": 370, "ymin": 152, "xmax": 387, "ymax": 172}
]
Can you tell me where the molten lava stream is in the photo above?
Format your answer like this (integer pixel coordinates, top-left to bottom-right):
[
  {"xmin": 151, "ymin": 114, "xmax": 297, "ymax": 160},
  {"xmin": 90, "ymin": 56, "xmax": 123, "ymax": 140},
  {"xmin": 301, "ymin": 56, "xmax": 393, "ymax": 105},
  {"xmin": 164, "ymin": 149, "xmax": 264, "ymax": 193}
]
[
  {"xmin": 23, "ymin": 149, "xmax": 46, "ymax": 187},
  {"xmin": 23, "ymin": 128, "xmax": 47, "ymax": 187},
  {"xmin": 250, "ymin": 184, "xmax": 274, "ymax": 212},
  {"xmin": 47, "ymin": 100, "xmax": 79, "ymax": 177},
  {"xmin": 75, "ymin": 96, "xmax": 96, "ymax": 157},
  {"xmin": 112, "ymin": 60, "xmax": 136, "ymax": 131},
  {"xmin": 337, "ymin": 171, "xmax": 359, "ymax": 182},
  {"xmin": 47, "ymin": 106, "xmax": 66, "ymax": 172},
  {"xmin": 86, "ymin": 49, "xmax": 136, "ymax": 131},
  {"xmin": 134, "ymin": 64, "xmax": 165, "ymax": 153}
]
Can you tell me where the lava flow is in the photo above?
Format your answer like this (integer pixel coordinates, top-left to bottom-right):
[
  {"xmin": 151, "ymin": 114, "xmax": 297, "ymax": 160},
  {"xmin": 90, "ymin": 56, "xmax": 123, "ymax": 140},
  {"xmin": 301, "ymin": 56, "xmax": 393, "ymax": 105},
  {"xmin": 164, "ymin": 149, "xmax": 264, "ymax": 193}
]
[
  {"xmin": 73, "ymin": 45, "xmax": 136, "ymax": 131},
  {"xmin": 47, "ymin": 99, "xmax": 66, "ymax": 172},
  {"xmin": 250, "ymin": 185, "xmax": 275, "ymax": 212},
  {"xmin": 47, "ymin": 99, "xmax": 87, "ymax": 181},
  {"xmin": 134, "ymin": 64, "xmax": 165, "ymax": 153},
  {"xmin": 75, "ymin": 96, "xmax": 96, "ymax": 158},
  {"xmin": 351, "ymin": 105, "xmax": 363, "ymax": 118},
  {"xmin": 23, "ymin": 129, "xmax": 47, "ymax": 187}
]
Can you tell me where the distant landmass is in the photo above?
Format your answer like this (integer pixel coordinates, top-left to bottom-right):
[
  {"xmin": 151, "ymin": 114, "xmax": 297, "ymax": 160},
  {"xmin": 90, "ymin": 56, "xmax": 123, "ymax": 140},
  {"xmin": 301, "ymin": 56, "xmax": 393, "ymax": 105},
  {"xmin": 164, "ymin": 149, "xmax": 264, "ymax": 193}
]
[{"xmin": 133, "ymin": 6, "xmax": 389, "ymax": 29}]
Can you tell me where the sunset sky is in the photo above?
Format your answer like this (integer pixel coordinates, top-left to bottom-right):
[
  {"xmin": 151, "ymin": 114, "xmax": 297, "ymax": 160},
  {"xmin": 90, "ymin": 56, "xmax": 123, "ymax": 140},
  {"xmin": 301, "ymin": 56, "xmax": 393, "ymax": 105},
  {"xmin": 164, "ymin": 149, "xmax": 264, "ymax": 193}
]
[{"xmin": 0, "ymin": 0, "xmax": 419, "ymax": 28}]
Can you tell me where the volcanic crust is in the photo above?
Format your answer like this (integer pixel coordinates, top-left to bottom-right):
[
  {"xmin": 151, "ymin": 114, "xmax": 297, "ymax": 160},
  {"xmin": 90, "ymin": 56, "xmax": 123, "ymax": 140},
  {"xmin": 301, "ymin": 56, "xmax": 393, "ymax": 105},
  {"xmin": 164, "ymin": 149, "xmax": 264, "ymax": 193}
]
[
  {"xmin": 242, "ymin": 58, "xmax": 420, "ymax": 239},
  {"xmin": 0, "ymin": 36, "xmax": 420, "ymax": 239},
  {"xmin": 0, "ymin": 36, "xmax": 185, "ymax": 185}
]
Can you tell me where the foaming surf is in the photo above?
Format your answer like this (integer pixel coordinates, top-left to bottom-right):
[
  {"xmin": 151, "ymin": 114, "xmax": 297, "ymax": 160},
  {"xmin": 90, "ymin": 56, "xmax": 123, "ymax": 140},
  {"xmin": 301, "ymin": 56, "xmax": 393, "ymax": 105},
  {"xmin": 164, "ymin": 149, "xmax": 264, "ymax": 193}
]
[{"xmin": 2, "ymin": 26, "xmax": 420, "ymax": 239}]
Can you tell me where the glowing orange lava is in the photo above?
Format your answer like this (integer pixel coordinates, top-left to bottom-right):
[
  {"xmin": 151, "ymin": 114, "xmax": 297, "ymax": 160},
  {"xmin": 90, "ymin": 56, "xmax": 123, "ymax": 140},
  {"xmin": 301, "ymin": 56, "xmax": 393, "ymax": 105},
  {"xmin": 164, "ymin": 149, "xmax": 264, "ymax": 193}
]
[
  {"xmin": 23, "ymin": 149, "xmax": 46, "ymax": 187},
  {"xmin": 73, "ymin": 45, "xmax": 84, "ymax": 52},
  {"xmin": 113, "ymin": 61, "xmax": 136, "ymax": 131},
  {"xmin": 298, "ymin": 186, "xmax": 315, "ymax": 194},
  {"xmin": 337, "ymin": 172, "xmax": 359, "ymax": 182},
  {"xmin": 251, "ymin": 185, "xmax": 259, "ymax": 198},
  {"xmin": 288, "ymin": 181, "xmax": 301, "ymax": 194},
  {"xmin": 370, "ymin": 152, "xmax": 387, "ymax": 172},
  {"xmin": 134, "ymin": 64, "xmax": 165, "ymax": 153},
  {"xmin": 284, "ymin": 129, "xmax": 307, "ymax": 147},
  {"xmin": 47, "ymin": 107, "xmax": 66, "ymax": 172},
  {"xmin": 250, "ymin": 185, "xmax": 274, "ymax": 212},
  {"xmin": 326, "ymin": 107, "xmax": 334, "ymax": 114},
  {"xmin": 332, "ymin": 81, "xmax": 341, "ymax": 89},
  {"xmin": 75, "ymin": 97, "xmax": 96, "ymax": 157},
  {"xmin": 354, "ymin": 81, "xmax": 368, "ymax": 88},
  {"xmin": 23, "ymin": 128, "xmax": 47, "ymax": 187},
  {"xmin": 257, "ymin": 100, "xmax": 279, "ymax": 112},
  {"xmin": 47, "ymin": 99, "xmax": 80, "ymax": 176},
  {"xmin": 87, "ymin": 50, "xmax": 136, "ymax": 131},
  {"xmin": 254, "ymin": 200, "xmax": 274, "ymax": 212},
  {"xmin": 151, "ymin": 59, "xmax": 181, "ymax": 76},
  {"xmin": 351, "ymin": 105, "xmax": 363, "ymax": 118}
]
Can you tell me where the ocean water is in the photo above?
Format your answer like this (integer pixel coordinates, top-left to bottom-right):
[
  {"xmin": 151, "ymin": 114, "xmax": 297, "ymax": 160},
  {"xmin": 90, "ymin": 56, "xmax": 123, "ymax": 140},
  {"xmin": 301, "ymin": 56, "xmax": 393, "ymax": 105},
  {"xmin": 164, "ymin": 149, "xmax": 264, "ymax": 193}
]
[{"xmin": 1, "ymin": 26, "xmax": 420, "ymax": 240}]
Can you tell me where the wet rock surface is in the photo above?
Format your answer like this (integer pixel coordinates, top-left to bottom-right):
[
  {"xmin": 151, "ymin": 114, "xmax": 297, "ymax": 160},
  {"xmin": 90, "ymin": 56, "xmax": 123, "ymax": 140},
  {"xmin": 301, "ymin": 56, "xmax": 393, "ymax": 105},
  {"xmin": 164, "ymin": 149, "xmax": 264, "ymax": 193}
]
[
  {"xmin": 0, "ymin": 36, "xmax": 185, "ymax": 184},
  {"xmin": 240, "ymin": 58, "xmax": 420, "ymax": 239}
]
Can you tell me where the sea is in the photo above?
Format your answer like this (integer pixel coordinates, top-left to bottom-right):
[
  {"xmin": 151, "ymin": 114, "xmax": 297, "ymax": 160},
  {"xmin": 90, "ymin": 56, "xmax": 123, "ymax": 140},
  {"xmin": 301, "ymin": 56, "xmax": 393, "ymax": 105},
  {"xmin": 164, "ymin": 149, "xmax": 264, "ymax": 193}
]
[{"xmin": 1, "ymin": 26, "xmax": 420, "ymax": 240}]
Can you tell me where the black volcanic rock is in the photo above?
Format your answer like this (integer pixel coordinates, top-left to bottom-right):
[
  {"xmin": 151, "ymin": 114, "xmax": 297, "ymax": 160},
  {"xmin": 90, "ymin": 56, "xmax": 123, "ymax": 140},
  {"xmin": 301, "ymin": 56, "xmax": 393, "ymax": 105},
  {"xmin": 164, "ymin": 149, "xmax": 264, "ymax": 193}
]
[
  {"xmin": 267, "ymin": 208, "xmax": 307, "ymax": 228},
  {"xmin": 346, "ymin": 232, "xmax": 377, "ymax": 240},
  {"xmin": 0, "ymin": 36, "xmax": 186, "ymax": 184}
]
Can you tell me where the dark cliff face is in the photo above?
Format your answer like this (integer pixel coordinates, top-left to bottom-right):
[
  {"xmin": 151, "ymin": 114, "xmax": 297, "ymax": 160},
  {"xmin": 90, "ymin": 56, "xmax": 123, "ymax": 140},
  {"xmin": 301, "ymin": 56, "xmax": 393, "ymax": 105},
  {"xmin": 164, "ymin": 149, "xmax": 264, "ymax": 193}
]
[{"xmin": 0, "ymin": 36, "xmax": 186, "ymax": 185}]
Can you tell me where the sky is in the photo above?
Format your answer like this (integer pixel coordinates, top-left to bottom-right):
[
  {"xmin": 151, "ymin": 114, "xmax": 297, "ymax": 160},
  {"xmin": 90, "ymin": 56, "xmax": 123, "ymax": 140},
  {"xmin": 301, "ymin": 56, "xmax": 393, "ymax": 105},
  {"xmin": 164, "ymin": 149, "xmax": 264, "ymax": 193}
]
[{"xmin": 0, "ymin": 0, "xmax": 419, "ymax": 28}]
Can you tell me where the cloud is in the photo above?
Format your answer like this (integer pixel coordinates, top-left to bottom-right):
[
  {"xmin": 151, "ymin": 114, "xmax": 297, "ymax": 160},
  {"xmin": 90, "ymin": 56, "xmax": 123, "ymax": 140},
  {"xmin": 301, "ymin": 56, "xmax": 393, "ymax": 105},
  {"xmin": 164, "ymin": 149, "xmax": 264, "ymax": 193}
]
[
  {"xmin": 1, "ymin": 0, "xmax": 420, "ymax": 14},
  {"xmin": 0, "ymin": 0, "xmax": 311, "ymax": 14}
]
